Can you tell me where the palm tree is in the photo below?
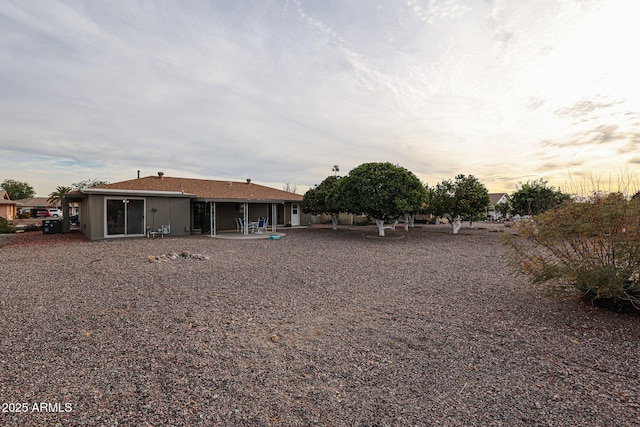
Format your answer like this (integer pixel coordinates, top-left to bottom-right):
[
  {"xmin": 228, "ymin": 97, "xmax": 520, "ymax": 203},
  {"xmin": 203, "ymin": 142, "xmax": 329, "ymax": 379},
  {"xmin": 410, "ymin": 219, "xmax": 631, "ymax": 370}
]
[{"xmin": 47, "ymin": 185, "xmax": 72, "ymax": 207}]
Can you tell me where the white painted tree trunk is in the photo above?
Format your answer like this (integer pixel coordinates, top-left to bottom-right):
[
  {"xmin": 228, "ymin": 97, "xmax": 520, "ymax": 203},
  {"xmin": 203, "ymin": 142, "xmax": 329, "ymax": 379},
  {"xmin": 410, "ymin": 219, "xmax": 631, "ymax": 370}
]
[
  {"xmin": 375, "ymin": 219, "xmax": 386, "ymax": 237},
  {"xmin": 452, "ymin": 215, "xmax": 462, "ymax": 234},
  {"xmin": 409, "ymin": 214, "xmax": 415, "ymax": 228},
  {"xmin": 331, "ymin": 213, "xmax": 339, "ymax": 230},
  {"xmin": 403, "ymin": 213, "xmax": 410, "ymax": 231}
]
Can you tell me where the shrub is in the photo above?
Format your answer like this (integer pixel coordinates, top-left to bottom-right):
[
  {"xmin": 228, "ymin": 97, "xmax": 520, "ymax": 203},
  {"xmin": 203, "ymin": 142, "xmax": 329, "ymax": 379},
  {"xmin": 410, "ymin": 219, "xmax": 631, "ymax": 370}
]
[
  {"xmin": 17, "ymin": 213, "xmax": 31, "ymax": 219},
  {"xmin": 502, "ymin": 192, "xmax": 640, "ymax": 313},
  {"xmin": 0, "ymin": 217, "xmax": 16, "ymax": 234},
  {"xmin": 354, "ymin": 218, "xmax": 373, "ymax": 226}
]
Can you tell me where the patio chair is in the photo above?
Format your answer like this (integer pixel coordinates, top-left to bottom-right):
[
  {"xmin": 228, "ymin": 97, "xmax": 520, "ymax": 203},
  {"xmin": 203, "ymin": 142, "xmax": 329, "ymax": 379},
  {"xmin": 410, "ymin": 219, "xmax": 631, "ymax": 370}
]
[
  {"xmin": 159, "ymin": 222, "xmax": 170, "ymax": 238},
  {"xmin": 235, "ymin": 217, "xmax": 243, "ymax": 233},
  {"xmin": 255, "ymin": 217, "xmax": 267, "ymax": 233},
  {"xmin": 147, "ymin": 222, "xmax": 170, "ymax": 238},
  {"xmin": 146, "ymin": 226, "xmax": 158, "ymax": 239}
]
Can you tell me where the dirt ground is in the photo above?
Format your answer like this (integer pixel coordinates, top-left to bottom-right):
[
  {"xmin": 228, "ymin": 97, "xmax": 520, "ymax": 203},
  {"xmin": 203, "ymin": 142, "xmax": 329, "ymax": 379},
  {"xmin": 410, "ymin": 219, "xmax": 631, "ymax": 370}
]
[{"xmin": 1, "ymin": 224, "xmax": 637, "ymax": 426}]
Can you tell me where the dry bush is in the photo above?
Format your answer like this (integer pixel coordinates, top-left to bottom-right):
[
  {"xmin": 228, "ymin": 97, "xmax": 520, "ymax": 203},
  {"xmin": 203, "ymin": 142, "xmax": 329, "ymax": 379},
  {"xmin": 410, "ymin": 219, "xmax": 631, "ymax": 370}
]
[{"xmin": 503, "ymin": 192, "xmax": 640, "ymax": 313}]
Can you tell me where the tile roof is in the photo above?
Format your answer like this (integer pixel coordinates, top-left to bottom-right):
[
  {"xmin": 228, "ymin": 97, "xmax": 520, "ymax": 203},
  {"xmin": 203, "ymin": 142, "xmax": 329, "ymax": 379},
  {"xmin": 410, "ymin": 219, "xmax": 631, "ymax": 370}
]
[
  {"xmin": 13, "ymin": 197, "xmax": 55, "ymax": 207},
  {"xmin": 489, "ymin": 193, "xmax": 507, "ymax": 205},
  {"xmin": 93, "ymin": 176, "xmax": 303, "ymax": 202}
]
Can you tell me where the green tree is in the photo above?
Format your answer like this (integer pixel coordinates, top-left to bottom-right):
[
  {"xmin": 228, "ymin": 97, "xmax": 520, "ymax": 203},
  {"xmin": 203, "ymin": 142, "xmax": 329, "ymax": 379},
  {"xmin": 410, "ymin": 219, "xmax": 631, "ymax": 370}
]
[
  {"xmin": 494, "ymin": 198, "xmax": 512, "ymax": 219},
  {"xmin": 329, "ymin": 162, "xmax": 427, "ymax": 237},
  {"xmin": 71, "ymin": 179, "xmax": 109, "ymax": 190},
  {"xmin": 47, "ymin": 185, "xmax": 72, "ymax": 207},
  {"xmin": 509, "ymin": 179, "xmax": 569, "ymax": 216},
  {"xmin": 1, "ymin": 179, "xmax": 35, "ymax": 200},
  {"xmin": 428, "ymin": 174, "xmax": 490, "ymax": 234},
  {"xmin": 302, "ymin": 175, "xmax": 342, "ymax": 230}
]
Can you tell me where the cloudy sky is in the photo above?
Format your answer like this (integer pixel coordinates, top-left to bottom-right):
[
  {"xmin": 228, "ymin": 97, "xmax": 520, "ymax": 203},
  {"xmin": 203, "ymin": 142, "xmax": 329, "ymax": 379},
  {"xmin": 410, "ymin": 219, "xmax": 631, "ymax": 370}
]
[{"xmin": 1, "ymin": 0, "xmax": 638, "ymax": 197}]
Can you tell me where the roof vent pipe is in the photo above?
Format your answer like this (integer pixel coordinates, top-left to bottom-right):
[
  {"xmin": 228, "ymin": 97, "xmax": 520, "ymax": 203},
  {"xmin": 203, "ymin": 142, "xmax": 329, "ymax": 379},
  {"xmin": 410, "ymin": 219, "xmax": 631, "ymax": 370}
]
[
  {"xmin": 246, "ymin": 178, "xmax": 251, "ymax": 184},
  {"xmin": 137, "ymin": 170, "xmax": 140, "ymax": 179},
  {"xmin": 158, "ymin": 171, "xmax": 165, "ymax": 179}
]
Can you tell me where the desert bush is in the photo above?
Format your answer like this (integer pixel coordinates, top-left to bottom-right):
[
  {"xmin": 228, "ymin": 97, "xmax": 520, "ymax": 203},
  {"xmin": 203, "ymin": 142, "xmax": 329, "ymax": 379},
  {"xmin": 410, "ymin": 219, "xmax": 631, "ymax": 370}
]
[
  {"xmin": 0, "ymin": 217, "xmax": 16, "ymax": 233},
  {"xmin": 502, "ymin": 192, "xmax": 640, "ymax": 313}
]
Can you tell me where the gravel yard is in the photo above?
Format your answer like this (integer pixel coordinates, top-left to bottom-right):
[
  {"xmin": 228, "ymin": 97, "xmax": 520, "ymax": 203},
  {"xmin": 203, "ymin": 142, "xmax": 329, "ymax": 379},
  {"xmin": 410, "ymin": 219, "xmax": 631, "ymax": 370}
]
[{"xmin": 1, "ymin": 226, "xmax": 638, "ymax": 426}]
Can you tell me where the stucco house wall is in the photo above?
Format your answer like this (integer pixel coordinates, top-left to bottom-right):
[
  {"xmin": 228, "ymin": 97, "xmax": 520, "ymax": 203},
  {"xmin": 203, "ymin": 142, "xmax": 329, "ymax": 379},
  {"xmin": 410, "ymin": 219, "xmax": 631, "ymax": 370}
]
[
  {"xmin": 64, "ymin": 174, "xmax": 305, "ymax": 240},
  {"xmin": 0, "ymin": 189, "xmax": 17, "ymax": 220},
  {"xmin": 146, "ymin": 197, "xmax": 191, "ymax": 236}
]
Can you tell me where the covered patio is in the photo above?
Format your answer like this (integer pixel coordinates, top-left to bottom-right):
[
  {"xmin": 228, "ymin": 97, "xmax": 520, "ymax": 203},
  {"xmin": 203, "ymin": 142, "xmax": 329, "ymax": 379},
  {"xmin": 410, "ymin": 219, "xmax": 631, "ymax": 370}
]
[
  {"xmin": 209, "ymin": 230, "xmax": 287, "ymax": 240},
  {"xmin": 192, "ymin": 200, "xmax": 292, "ymax": 237}
]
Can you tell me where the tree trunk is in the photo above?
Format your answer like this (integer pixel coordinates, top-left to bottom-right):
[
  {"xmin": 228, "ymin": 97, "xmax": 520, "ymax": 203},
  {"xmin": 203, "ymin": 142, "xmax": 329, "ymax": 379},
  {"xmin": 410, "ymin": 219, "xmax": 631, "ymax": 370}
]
[
  {"xmin": 452, "ymin": 215, "xmax": 462, "ymax": 234},
  {"xmin": 331, "ymin": 213, "xmax": 338, "ymax": 230},
  {"xmin": 403, "ymin": 213, "xmax": 410, "ymax": 231},
  {"xmin": 375, "ymin": 219, "xmax": 386, "ymax": 237}
]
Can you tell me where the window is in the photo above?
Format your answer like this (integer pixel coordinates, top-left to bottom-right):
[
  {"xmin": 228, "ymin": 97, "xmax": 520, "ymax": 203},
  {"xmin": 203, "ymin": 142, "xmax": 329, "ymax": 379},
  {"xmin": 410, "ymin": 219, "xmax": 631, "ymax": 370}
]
[{"xmin": 106, "ymin": 198, "xmax": 145, "ymax": 237}]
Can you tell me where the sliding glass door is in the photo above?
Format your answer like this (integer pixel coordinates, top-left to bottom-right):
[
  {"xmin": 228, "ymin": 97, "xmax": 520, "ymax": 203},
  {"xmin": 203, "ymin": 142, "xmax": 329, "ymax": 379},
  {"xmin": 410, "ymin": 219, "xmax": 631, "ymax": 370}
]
[{"xmin": 106, "ymin": 198, "xmax": 145, "ymax": 237}]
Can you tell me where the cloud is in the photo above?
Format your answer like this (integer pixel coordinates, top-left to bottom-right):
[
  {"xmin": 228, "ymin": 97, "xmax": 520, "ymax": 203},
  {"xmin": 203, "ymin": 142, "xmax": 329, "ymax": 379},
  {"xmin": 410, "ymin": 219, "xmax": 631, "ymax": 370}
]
[
  {"xmin": 1, "ymin": 0, "xmax": 638, "ymax": 197},
  {"xmin": 406, "ymin": 0, "xmax": 471, "ymax": 25},
  {"xmin": 554, "ymin": 98, "xmax": 624, "ymax": 119},
  {"xmin": 541, "ymin": 123, "xmax": 640, "ymax": 149}
]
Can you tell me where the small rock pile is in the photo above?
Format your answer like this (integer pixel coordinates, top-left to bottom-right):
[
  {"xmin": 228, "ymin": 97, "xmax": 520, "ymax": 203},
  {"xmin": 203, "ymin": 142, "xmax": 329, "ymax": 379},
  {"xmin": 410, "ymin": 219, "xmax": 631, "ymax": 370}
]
[{"xmin": 147, "ymin": 250, "xmax": 209, "ymax": 263}]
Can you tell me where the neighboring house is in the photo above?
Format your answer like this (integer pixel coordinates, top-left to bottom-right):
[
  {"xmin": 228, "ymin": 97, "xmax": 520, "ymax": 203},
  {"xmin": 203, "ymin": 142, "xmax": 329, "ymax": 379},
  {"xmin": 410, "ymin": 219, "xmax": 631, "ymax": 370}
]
[
  {"xmin": 62, "ymin": 172, "xmax": 307, "ymax": 240},
  {"xmin": 15, "ymin": 197, "xmax": 59, "ymax": 215},
  {"xmin": 0, "ymin": 188, "xmax": 19, "ymax": 220},
  {"xmin": 487, "ymin": 193, "xmax": 508, "ymax": 220}
]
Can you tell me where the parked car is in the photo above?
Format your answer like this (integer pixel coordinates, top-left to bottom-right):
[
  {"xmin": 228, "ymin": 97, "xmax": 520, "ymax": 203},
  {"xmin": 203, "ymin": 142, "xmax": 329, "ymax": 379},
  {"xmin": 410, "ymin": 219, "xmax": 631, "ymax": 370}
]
[
  {"xmin": 30, "ymin": 208, "xmax": 52, "ymax": 218},
  {"xmin": 48, "ymin": 208, "xmax": 62, "ymax": 217}
]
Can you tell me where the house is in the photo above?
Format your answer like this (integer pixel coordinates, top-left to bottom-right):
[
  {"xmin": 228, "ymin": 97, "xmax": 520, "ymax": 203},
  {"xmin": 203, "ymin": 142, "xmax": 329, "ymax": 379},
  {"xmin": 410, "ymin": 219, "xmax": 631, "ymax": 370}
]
[
  {"xmin": 62, "ymin": 172, "xmax": 308, "ymax": 240},
  {"xmin": 487, "ymin": 193, "xmax": 508, "ymax": 220},
  {"xmin": 14, "ymin": 197, "xmax": 59, "ymax": 215},
  {"xmin": 0, "ymin": 188, "xmax": 19, "ymax": 220}
]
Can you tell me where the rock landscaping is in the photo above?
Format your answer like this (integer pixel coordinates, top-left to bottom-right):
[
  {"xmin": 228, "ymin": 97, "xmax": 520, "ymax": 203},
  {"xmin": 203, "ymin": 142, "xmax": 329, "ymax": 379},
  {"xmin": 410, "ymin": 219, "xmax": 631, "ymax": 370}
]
[
  {"xmin": 147, "ymin": 251, "xmax": 210, "ymax": 263},
  {"xmin": 0, "ymin": 226, "xmax": 638, "ymax": 426}
]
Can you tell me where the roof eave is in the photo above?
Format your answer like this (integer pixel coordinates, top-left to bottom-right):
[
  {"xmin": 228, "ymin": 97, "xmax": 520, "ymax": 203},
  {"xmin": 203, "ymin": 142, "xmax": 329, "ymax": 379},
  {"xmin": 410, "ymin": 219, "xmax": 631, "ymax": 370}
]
[
  {"xmin": 194, "ymin": 198, "xmax": 294, "ymax": 203},
  {"xmin": 80, "ymin": 188, "xmax": 196, "ymax": 197}
]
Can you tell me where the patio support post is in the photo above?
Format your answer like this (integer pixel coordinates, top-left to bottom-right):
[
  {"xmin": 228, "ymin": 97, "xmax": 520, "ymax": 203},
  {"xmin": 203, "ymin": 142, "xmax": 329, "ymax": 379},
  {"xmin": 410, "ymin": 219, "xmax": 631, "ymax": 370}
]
[
  {"xmin": 271, "ymin": 203, "xmax": 277, "ymax": 233},
  {"xmin": 61, "ymin": 197, "xmax": 70, "ymax": 233},
  {"xmin": 243, "ymin": 202, "xmax": 249, "ymax": 235},
  {"xmin": 209, "ymin": 201, "xmax": 216, "ymax": 237}
]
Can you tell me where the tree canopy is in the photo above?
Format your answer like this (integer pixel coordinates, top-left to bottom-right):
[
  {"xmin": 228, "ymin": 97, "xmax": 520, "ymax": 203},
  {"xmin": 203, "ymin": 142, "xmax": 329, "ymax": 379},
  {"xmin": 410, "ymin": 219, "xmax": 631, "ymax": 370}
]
[
  {"xmin": 509, "ymin": 179, "xmax": 569, "ymax": 216},
  {"xmin": 71, "ymin": 179, "xmax": 109, "ymax": 190},
  {"xmin": 1, "ymin": 179, "xmax": 35, "ymax": 200},
  {"xmin": 329, "ymin": 162, "xmax": 427, "ymax": 236},
  {"xmin": 428, "ymin": 174, "xmax": 490, "ymax": 234},
  {"xmin": 48, "ymin": 185, "xmax": 73, "ymax": 207},
  {"xmin": 302, "ymin": 175, "xmax": 342, "ymax": 229}
]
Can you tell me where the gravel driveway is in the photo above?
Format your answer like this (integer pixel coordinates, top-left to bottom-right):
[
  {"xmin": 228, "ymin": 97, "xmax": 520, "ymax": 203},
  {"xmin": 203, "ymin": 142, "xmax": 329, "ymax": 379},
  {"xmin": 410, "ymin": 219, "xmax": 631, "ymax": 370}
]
[{"xmin": 1, "ymin": 226, "xmax": 638, "ymax": 426}]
